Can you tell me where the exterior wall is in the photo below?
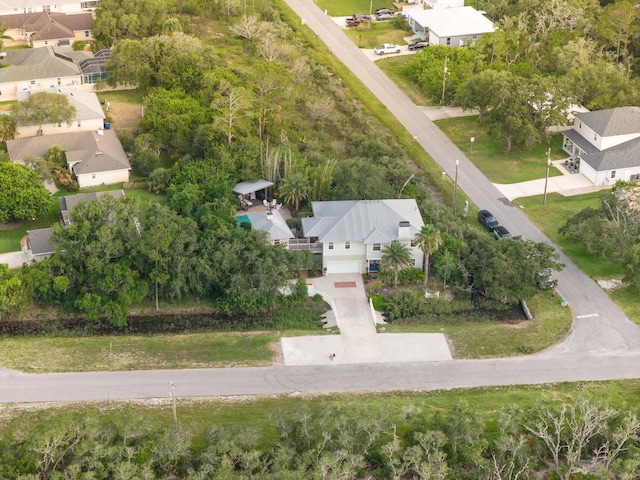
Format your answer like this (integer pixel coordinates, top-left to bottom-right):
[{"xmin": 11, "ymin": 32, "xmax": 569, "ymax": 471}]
[
  {"xmin": 575, "ymin": 120, "xmax": 640, "ymax": 150},
  {"xmin": 76, "ymin": 168, "xmax": 130, "ymax": 188},
  {"xmin": 0, "ymin": 75, "xmax": 85, "ymax": 102},
  {"xmin": 322, "ymin": 241, "xmax": 367, "ymax": 270},
  {"xmin": 0, "ymin": 2, "xmax": 98, "ymax": 15},
  {"xmin": 429, "ymin": 32, "xmax": 480, "ymax": 47},
  {"xmin": 18, "ymin": 117, "xmax": 103, "ymax": 137},
  {"xmin": 600, "ymin": 133, "xmax": 640, "ymax": 150}
]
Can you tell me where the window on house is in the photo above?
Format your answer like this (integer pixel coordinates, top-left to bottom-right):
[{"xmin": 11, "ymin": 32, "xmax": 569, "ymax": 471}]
[
  {"xmin": 410, "ymin": 239, "xmax": 416, "ymax": 247},
  {"xmin": 274, "ymin": 239, "xmax": 280, "ymax": 245},
  {"xmin": 579, "ymin": 122, "xmax": 582, "ymax": 129},
  {"xmin": 43, "ymin": 5, "xmax": 51, "ymax": 11},
  {"xmin": 594, "ymin": 134, "xmax": 597, "ymax": 141},
  {"xmin": 44, "ymin": 41, "xmax": 48, "ymax": 45},
  {"xmin": 345, "ymin": 241, "xmax": 351, "ymax": 250},
  {"xmin": 611, "ymin": 171, "xmax": 616, "ymax": 179},
  {"xmin": 92, "ymin": 174, "xmax": 96, "ymax": 179},
  {"xmin": 373, "ymin": 243, "xmax": 381, "ymax": 251},
  {"xmin": 446, "ymin": 37, "xmax": 451, "ymax": 45},
  {"xmin": 77, "ymin": 122, "xmax": 81, "ymax": 127},
  {"xmin": 85, "ymin": 31, "xmax": 90, "ymax": 37},
  {"xmin": 30, "ymin": 80, "xmax": 35, "ymax": 85},
  {"xmin": 328, "ymin": 242, "xmax": 334, "ymax": 250}
]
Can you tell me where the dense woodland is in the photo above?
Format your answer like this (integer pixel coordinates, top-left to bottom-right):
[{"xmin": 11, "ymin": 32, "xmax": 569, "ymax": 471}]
[{"xmin": 1, "ymin": 399, "xmax": 640, "ymax": 479}]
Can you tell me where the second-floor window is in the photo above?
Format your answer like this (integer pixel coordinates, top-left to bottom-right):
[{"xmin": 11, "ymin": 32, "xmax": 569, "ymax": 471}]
[
  {"xmin": 345, "ymin": 241, "xmax": 350, "ymax": 250},
  {"xmin": 328, "ymin": 242, "xmax": 334, "ymax": 250},
  {"xmin": 373, "ymin": 243, "xmax": 381, "ymax": 251}
]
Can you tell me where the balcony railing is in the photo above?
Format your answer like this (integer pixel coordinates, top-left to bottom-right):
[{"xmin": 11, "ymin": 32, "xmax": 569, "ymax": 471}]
[{"xmin": 288, "ymin": 239, "xmax": 322, "ymax": 251}]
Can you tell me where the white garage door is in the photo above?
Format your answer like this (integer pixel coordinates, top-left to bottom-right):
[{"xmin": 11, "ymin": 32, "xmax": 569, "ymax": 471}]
[{"xmin": 326, "ymin": 261, "xmax": 361, "ymax": 274}]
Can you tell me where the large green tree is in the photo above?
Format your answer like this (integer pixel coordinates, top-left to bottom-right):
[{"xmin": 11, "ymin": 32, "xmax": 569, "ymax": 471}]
[
  {"xmin": 0, "ymin": 264, "xmax": 31, "ymax": 320},
  {"xmin": 10, "ymin": 92, "xmax": 76, "ymax": 133},
  {"xmin": 92, "ymin": 0, "xmax": 167, "ymax": 47},
  {"xmin": 0, "ymin": 163, "xmax": 55, "ymax": 223}
]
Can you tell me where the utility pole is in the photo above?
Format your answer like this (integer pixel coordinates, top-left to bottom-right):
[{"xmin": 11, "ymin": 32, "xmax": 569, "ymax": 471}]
[
  {"xmin": 543, "ymin": 148, "xmax": 551, "ymax": 205},
  {"xmin": 169, "ymin": 382, "xmax": 177, "ymax": 424}
]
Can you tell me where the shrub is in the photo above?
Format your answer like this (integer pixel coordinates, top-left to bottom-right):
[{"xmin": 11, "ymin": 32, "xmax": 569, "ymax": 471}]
[
  {"xmin": 370, "ymin": 293, "xmax": 386, "ymax": 311},
  {"xmin": 293, "ymin": 277, "xmax": 308, "ymax": 299},
  {"xmin": 397, "ymin": 267, "xmax": 423, "ymax": 285},
  {"xmin": 385, "ymin": 289, "xmax": 425, "ymax": 321}
]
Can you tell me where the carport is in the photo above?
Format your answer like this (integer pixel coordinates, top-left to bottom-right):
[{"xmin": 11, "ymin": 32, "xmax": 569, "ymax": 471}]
[{"xmin": 233, "ymin": 179, "xmax": 274, "ymax": 207}]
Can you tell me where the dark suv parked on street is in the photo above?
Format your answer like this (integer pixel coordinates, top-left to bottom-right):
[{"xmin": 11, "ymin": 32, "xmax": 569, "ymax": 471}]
[{"xmin": 478, "ymin": 209, "xmax": 499, "ymax": 231}]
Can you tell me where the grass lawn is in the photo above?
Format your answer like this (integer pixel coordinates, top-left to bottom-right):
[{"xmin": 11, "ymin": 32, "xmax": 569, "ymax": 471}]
[
  {"xmin": 343, "ymin": 22, "xmax": 409, "ymax": 49},
  {"xmin": 435, "ymin": 116, "xmax": 567, "ymax": 184},
  {"xmin": 0, "ymin": 332, "xmax": 281, "ymax": 372},
  {"xmin": 516, "ymin": 192, "xmax": 623, "ymax": 279},
  {"xmin": 315, "ymin": 0, "xmax": 396, "ymax": 16},
  {"xmin": 381, "ymin": 293, "xmax": 572, "ymax": 358},
  {"xmin": 375, "ymin": 55, "xmax": 432, "ymax": 106}
]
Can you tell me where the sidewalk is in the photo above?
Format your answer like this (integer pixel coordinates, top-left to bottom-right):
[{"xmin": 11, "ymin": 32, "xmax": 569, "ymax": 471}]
[{"xmin": 493, "ymin": 161, "xmax": 611, "ymax": 201}]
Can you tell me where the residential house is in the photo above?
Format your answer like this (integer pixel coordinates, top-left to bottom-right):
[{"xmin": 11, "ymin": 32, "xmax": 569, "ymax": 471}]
[
  {"xmin": 7, "ymin": 129, "xmax": 131, "ymax": 188},
  {"xmin": 0, "ymin": 47, "xmax": 98, "ymax": 101},
  {"xmin": 59, "ymin": 189, "xmax": 125, "ymax": 225},
  {"xmin": 404, "ymin": 6, "xmax": 494, "ymax": 45},
  {"xmin": 301, "ymin": 199, "xmax": 424, "ymax": 274},
  {"xmin": 1, "ymin": 11, "xmax": 93, "ymax": 48},
  {"xmin": 236, "ymin": 210, "xmax": 294, "ymax": 246},
  {"xmin": 15, "ymin": 88, "xmax": 105, "ymax": 137},
  {"xmin": 562, "ymin": 106, "xmax": 640, "ymax": 186},
  {"xmin": 0, "ymin": 0, "xmax": 98, "ymax": 16},
  {"xmin": 26, "ymin": 227, "xmax": 55, "ymax": 261},
  {"xmin": 406, "ymin": 0, "xmax": 464, "ymax": 8}
]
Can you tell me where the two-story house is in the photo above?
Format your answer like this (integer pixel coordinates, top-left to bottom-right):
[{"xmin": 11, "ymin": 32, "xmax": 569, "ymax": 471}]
[
  {"xmin": 301, "ymin": 199, "xmax": 424, "ymax": 274},
  {"xmin": 562, "ymin": 106, "xmax": 640, "ymax": 186}
]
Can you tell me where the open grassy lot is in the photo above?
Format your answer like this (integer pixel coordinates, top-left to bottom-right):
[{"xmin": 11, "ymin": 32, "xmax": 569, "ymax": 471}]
[
  {"xmin": 516, "ymin": 192, "xmax": 623, "ymax": 279},
  {"xmin": 381, "ymin": 293, "xmax": 572, "ymax": 358},
  {"xmin": 315, "ymin": 0, "xmax": 396, "ymax": 16},
  {"xmin": 435, "ymin": 116, "xmax": 567, "ymax": 184},
  {"xmin": 342, "ymin": 22, "xmax": 409, "ymax": 49}
]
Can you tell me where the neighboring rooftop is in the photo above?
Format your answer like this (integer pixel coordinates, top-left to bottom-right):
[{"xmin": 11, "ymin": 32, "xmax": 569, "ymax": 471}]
[
  {"xmin": 7, "ymin": 129, "xmax": 130, "ymax": 175},
  {"xmin": 59, "ymin": 190, "xmax": 125, "ymax": 224},
  {"xmin": 405, "ymin": 6, "xmax": 495, "ymax": 37},
  {"xmin": 0, "ymin": 11, "xmax": 92, "ymax": 42},
  {"xmin": 236, "ymin": 210, "xmax": 294, "ymax": 241},
  {"xmin": 27, "ymin": 227, "xmax": 55, "ymax": 257},
  {"xmin": 0, "ymin": 46, "xmax": 81, "ymax": 83}
]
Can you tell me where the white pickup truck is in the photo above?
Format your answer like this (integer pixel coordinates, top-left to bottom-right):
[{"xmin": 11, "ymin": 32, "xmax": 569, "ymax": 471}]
[{"xmin": 373, "ymin": 43, "xmax": 401, "ymax": 55}]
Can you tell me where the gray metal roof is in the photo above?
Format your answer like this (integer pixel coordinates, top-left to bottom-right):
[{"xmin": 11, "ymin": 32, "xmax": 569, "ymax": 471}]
[
  {"xmin": 302, "ymin": 199, "xmax": 424, "ymax": 243},
  {"xmin": 7, "ymin": 130, "xmax": 130, "ymax": 175},
  {"xmin": 27, "ymin": 227, "xmax": 55, "ymax": 256},
  {"xmin": 233, "ymin": 179, "xmax": 274, "ymax": 195},
  {"xmin": 574, "ymin": 106, "xmax": 640, "ymax": 137},
  {"xmin": 239, "ymin": 210, "xmax": 293, "ymax": 241}
]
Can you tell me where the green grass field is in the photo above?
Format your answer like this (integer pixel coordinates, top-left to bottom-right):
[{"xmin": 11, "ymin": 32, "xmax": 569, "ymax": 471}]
[
  {"xmin": 342, "ymin": 21, "xmax": 408, "ymax": 49},
  {"xmin": 315, "ymin": 0, "xmax": 396, "ymax": 16},
  {"xmin": 375, "ymin": 56, "xmax": 433, "ymax": 105},
  {"xmin": 435, "ymin": 116, "xmax": 567, "ymax": 184},
  {"xmin": 382, "ymin": 293, "xmax": 572, "ymax": 358}
]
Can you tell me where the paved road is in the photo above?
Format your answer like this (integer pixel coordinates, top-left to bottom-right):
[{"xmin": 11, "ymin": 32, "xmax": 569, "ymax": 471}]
[{"xmin": 1, "ymin": 0, "xmax": 640, "ymax": 404}]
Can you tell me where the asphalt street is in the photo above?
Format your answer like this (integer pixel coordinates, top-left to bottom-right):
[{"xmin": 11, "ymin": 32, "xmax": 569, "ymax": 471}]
[{"xmin": 0, "ymin": 0, "xmax": 639, "ymax": 404}]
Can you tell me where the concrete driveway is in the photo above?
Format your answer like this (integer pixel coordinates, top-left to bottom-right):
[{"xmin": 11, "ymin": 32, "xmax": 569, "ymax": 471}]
[
  {"xmin": 0, "ymin": 250, "xmax": 30, "ymax": 269},
  {"xmin": 281, "ymin": 274, "xmax": 452, "ymax": 366}
]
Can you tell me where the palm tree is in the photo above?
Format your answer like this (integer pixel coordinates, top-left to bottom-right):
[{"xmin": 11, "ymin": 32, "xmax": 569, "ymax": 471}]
[
  {"xmin": 279, "ymin": 172, "xmax": 309, "ymax": 215},
  {"xmin": 0, "ymin": 114, "xmax": 16, "ymax": 143},
  {"xmin": 415, "ymin": 224, "xmax": 442, "ymax": 287},
  {"xmin": 382, "ymin": 240, "xmax": 412, "ymax": 287}
]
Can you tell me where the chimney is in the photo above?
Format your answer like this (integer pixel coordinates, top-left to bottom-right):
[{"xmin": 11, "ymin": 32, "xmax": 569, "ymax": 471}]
[{"xmin": 398, "ymin": 221, "xmax": 410, "ymax": 239}]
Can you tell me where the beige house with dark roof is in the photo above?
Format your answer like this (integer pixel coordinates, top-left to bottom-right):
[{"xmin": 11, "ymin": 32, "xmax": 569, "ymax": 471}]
[
  {"xmin": 562, "ymin": 107, "xmax": 640, "ymax": 186},
  {"xmin": 1, "ymin": 11, "xmax": 93, "ymax": 48},
  {"xmin": 7, "ymin": 130, "xmax": 131, "ymax": 188}
]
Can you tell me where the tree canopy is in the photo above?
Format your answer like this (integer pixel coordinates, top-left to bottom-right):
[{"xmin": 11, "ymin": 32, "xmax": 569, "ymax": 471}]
[
  {"xmin": 10, "ymin": 92, "xmax": 77, "ymax": 131},
  {"xmin": 0, "ymin": 162, "xmax": 55, "ymax": 223}
]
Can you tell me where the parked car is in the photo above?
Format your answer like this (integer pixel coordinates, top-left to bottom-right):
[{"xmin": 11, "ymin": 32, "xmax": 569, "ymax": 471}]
[
  {"xmin": 375, "ymin": 7, "xmax": 394, "ymax": 15},
  {"xmin": 408, "ymin": 40, "xmax": 429, "ymax": 51},
  {"xmin": 373, "ymin": 43, "xmax": 401, "ymax": 55},
  {"xmin": 375, "ymin": 12, "xmax": 394, "ymax": 21},
  {"xmin": 493, "ymin": 225, "xmax": 512, "ymax": 240},
  {"xmin": 478, "ymin": 209, "xmax": 499, "ymax": 231},
  {"xmin": 345, "ymin": 13, "xmax": 370, "ymax": 26}
]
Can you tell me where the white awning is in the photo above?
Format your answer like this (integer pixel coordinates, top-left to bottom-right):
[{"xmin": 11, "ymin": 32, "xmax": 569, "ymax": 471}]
[{"xmin": 232, "ymin": 179, "xmax": 274, "ymax": 195}]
